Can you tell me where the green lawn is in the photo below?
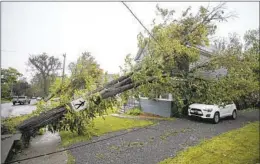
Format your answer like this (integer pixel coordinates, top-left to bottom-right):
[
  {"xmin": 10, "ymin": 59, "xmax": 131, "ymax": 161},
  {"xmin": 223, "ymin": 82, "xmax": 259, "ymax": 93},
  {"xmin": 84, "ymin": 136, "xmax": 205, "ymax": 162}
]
[
  {"xmin": 67, "ymin": 151, "xmax": 75, "ymax": 164},
  {"xmin": 60, "ymin": 116, "xmax": 154, "ymax": 147},
  {"xmin": 159, "ymin": 121, "xmax": 260, "ymax": 164},
  {"xmin": 2, "ymin": 115, "xmax": 31, "ymax": 133},
  {"xmin": 97, "ymin": 107, "xmax": 119, "ymax": 116},
  {"xmin": 1, "ymin": 99, "xmax": 11, "ymax": 104}
]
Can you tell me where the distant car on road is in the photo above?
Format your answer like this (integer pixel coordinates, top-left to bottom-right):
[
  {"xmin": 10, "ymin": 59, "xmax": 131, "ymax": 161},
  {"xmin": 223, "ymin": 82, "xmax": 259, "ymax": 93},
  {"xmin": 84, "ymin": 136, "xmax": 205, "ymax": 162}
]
[
  {"xmin": 188, "ymin": 102, "xmax": 237, "ymax": 124},
  {"xmin": 12, "ymin": 96, "xmax": 31, "ymax": 105}
]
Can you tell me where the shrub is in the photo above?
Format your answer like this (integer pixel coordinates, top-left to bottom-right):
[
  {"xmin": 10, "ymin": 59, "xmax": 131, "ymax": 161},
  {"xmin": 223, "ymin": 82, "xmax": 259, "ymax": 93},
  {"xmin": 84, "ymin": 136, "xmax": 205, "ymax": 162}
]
[
  {"xmin": 38, "ymin": 128, "xmax": 46, "ymax": 135},
  {"xmin": 126, "ymin": 107, "xmax": 142, "ymax": 116}
]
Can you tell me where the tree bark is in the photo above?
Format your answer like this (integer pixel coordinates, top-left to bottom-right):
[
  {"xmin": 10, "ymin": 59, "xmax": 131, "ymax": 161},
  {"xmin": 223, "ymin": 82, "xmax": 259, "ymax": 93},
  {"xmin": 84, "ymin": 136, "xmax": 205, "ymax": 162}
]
[
  {"xmin": 43, "ymin": 75, "xmax": 48, "ymax": 96},
  {"xmin": 44, "ymin": 73, "xmax": 133, "ymax": 102}
]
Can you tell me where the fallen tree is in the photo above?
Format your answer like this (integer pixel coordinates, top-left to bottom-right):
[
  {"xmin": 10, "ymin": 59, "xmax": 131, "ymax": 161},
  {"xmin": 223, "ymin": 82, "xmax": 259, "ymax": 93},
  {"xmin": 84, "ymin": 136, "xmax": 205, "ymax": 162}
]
[
  {"xmin": 17, "ymin": 3, "xmax": 242, "ymax": 140},
  {"xmin": 18, "ymin": 75, "xmax": 155, "ymax": 133},
  {"xmin": 17, "ymin": 60, "xmax": 208, "ymax": 135}
]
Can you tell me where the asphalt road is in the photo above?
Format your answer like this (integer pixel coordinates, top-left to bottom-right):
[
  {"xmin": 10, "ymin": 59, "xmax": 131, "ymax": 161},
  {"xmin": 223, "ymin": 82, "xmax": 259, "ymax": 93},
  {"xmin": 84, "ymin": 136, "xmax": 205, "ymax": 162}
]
[
  {"xmin": 1, "ymin": 99, "xmax": 37, "ymax": 118},
  {"xmin": 69, "ymin": 110, "xmax": 259, "ymax": 164}
]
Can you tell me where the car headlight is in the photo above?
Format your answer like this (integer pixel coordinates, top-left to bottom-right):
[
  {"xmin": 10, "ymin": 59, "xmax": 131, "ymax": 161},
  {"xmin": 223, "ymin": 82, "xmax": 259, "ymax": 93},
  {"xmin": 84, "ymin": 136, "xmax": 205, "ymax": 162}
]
[{"xmin": 203, "ymin": 109, "xmax": 213, "ymax": 112}]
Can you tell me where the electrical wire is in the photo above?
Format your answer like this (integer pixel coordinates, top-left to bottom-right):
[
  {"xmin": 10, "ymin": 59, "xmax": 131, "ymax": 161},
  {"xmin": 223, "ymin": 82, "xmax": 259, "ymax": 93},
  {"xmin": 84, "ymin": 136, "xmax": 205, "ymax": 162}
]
[{"xmin": 121, "ymin": 1, "xmax": 170, "ymax": 56}]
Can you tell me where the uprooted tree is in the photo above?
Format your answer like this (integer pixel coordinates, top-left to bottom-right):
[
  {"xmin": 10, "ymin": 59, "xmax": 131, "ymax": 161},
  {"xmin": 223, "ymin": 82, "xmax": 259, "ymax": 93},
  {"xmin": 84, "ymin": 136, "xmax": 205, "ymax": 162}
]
[{"xmin": 16, "ymin": 3, "xmax": 259, "ymax": 143}]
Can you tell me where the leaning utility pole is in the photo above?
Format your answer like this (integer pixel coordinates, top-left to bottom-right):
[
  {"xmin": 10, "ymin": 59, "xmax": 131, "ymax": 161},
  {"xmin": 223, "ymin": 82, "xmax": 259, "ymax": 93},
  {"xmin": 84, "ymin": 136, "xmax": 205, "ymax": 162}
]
[{"xmin": 61, "ymin": 53, "xmax": 66, "ymax": 86}]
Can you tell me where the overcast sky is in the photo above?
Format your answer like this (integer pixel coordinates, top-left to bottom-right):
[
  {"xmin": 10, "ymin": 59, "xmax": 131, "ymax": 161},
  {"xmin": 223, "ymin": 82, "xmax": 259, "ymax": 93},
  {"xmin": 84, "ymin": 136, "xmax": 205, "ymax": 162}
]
[{"xmin": 1, "ymin": 2, "xmax": 259, "ymax": 82}]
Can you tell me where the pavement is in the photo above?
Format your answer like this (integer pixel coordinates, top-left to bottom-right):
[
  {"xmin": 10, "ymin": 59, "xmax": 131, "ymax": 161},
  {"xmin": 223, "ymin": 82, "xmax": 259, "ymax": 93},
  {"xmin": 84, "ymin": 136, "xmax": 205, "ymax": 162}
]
[
  {"xmin": 69, "ymin": 110, "xmax": 259, "ymax": 164},
  {"xmin": 1, "ymin": 99, "xmax": 37, "ymax": 118},
  {"xmin": 11, "ymin": 130, "xmax": 68, "ymax": 164}
]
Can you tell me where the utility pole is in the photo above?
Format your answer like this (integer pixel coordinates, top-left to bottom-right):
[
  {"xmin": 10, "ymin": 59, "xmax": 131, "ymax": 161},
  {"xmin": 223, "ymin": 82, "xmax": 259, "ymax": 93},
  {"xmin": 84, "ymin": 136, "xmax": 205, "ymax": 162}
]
[{"xmin": 61, "ymin": 53, "xmax": 66, "ymax": 87}]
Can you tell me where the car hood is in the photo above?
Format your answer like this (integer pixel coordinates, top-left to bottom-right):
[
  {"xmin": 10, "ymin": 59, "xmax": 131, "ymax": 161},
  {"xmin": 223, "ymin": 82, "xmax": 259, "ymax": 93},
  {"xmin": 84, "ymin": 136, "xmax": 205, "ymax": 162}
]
[{"xmin": 189, "ymin": 103, "xmax": 216, "ymax": 109}]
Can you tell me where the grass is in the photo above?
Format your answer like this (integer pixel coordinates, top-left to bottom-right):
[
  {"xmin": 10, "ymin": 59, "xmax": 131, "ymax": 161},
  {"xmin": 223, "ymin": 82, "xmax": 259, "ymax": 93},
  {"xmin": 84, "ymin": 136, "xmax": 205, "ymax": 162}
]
[
  {"xmin": 126, "ymin": 107, "xmax": 142, "ymax": 116},
  {"xmin": 67, "ymin": 151, "xmax": 75, "ymax": 164},
  {"xmin": 240, "ymin": 107, "xmax": 259, "ymax": 113},
  {"xmin": 159, "ymin": 121, "xmax": 260, "ymax": 164},
  {"xmin": 104, "ymin": 107, "xmax": 119, "ymax": 115},
  {"xmin": 60, "ymin": 115, "xmax": 154, "ymax": 147},
  {"xmin": 38, "ymin": 128, "xmax": 46, "ymax": 135},
  {"xmin": 95, "ymin": 107, "xmax": 119, "ymax": 116},
  {"xmin": 1, "ymin": 98, "xmax": 11, "ymax": 104},
  {"xmin": 2, "ymin": 115, "xmax": 30, "ymax": 133}
]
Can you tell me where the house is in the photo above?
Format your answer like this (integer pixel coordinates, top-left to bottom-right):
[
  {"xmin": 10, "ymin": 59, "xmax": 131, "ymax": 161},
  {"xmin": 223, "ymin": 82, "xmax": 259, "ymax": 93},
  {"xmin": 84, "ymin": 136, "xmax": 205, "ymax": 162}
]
[{"xmin": 134, "ymin": 42, "xmax": 227, "ymax": 117}]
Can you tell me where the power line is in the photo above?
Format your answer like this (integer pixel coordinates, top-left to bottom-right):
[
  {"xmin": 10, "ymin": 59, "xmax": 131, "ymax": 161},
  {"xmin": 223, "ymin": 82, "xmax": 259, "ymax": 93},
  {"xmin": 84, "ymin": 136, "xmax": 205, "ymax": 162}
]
[
  {"xmin": 3, "ymin": 123, "xmax": 160, "ymax": 164},
  {"xmin": 121, "ymin": 2, "xmax": 168, "ymax": 55}
]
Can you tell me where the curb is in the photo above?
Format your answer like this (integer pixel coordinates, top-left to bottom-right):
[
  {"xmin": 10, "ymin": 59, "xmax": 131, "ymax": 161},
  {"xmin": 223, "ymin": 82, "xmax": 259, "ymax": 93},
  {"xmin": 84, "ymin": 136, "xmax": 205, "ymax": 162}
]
[{"xmin": 110, "ymin": 114, "xmax": 175, "ymax": 121}]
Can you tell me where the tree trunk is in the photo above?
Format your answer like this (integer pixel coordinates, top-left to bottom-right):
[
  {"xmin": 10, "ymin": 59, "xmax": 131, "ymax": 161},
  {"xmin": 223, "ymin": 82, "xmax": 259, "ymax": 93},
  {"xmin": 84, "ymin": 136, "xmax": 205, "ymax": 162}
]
[{"xmin": 43, "ymin": 76, "xmax": 48, "ymax": 97}]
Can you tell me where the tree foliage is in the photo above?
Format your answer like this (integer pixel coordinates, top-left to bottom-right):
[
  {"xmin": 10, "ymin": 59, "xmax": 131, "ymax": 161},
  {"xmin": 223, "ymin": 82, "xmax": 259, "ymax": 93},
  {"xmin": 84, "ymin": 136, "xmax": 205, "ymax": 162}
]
[
  {"xmin": 121, "ymin": 3, "xmax": 258, "ymax": 115},
  {"xmin": 1, "ymin": 67, "xmax": 23, "ymax": 99},
  {"xmin": 68, "ymin": 52, "xmax": 104, "ymax": 91},
  {"xmin": 13, "ymin": 78, "xmax": 31, "ymax": 96},
  {"xmin": 45, "ymin": 52, "xmax": 115, "ymax": 135},
  {"xmin": 124, "ymin": 3, "xmax": 238, "ymax": 114},
  {"xmin": 29, "ymin": 73, "xmax": 45, "ymax": 97},
  {"xmin": 28, "ymin": 53, "xmax": 62, "ymax": 96}
]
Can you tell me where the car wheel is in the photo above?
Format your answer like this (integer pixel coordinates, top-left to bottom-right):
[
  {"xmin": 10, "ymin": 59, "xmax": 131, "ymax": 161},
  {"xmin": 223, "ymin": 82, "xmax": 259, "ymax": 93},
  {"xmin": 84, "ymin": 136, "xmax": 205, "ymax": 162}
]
[
  {"xmin": 13, "ymin": 102, "xmax": 16, "ymax": 106},
  {"xmin": 28, "ymin": 101, "xmax": 31, "ymax": 104},
  {"xmin": 212, "ymin": 112, "xmax": 220, "ymax": 124},
  {"xmin": 231, "ymin": 110, "xmax": 237, "ymax": 120},
  {"xmin": 19, "ymin": 102, "xmax": 21, "ymax": 105}
]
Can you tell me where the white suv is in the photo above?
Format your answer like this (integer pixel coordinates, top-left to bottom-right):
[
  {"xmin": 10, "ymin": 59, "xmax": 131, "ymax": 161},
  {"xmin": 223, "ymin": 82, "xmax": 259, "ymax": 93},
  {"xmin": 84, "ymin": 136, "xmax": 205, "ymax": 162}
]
[{"xmin": 188, "ymin": 103, "xmax": 237, "ymax": 124}]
